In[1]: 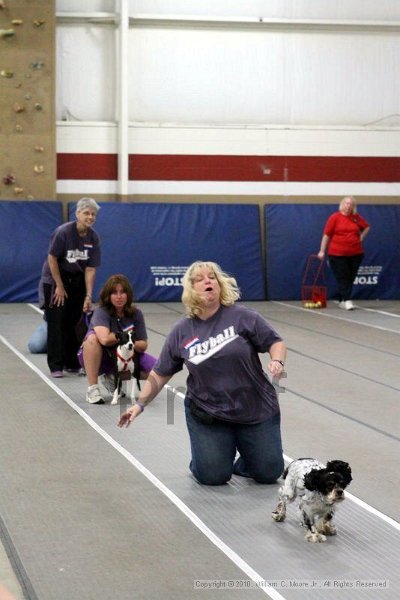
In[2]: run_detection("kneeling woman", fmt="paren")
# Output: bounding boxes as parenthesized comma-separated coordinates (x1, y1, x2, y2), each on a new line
(119, 260, 286, 486)
(79, 274, 156, 404)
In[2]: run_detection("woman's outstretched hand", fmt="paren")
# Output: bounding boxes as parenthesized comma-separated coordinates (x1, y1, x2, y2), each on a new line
(118, 406, 140, 428)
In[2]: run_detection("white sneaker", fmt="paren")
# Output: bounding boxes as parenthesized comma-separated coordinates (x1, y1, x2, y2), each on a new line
(344, 300, 355, 311)
(338, 301, 346, 309)
(86, 385, 105, 404)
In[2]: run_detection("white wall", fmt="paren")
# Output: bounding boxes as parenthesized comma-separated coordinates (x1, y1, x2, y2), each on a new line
(57, 0, 400, 21)
(125, 27, 400, 126)
(55, 1, 400, 197)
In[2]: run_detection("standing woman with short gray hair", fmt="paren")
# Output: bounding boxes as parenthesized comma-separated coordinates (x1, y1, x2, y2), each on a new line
(39, 197, 101, 377)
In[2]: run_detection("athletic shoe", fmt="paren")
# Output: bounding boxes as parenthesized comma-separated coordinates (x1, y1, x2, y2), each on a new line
(344, 300, 355, 311)
(338, 301, 346, 309)
(51, 370, 64, 378)
(86, 385, 105, 404)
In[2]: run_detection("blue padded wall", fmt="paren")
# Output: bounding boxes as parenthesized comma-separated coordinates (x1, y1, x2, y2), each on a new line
(265, 204, 400, 300)
(68, 203, 265, 301)
(0, 201, 62, 302)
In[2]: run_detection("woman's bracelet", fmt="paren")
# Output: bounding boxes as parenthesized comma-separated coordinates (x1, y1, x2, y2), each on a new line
(272, 359, 285, 367)
(135, 401, 145, 413)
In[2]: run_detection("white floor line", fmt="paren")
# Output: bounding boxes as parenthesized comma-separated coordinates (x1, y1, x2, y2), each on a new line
(272, 301, 400, 334)
(358, 306, 400, 318)
(27, 303, 43, 315)
(2, 334, 400, 597)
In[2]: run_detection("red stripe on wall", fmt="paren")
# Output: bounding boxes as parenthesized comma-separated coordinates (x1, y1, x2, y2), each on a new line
(57, 153, 118, 180)
(57, 154, 400, 182)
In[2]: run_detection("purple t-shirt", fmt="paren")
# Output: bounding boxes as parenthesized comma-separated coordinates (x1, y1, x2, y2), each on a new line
(90, 305, 147, 340)
(40, 221, 101, 285)
(154, 304, 282, 424)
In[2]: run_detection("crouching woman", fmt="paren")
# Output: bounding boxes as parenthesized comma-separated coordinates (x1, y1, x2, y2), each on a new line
(79, 273, 156, 404)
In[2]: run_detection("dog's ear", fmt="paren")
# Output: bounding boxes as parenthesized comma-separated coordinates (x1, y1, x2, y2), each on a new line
(304, 469, 323, 491)
(326, 460, 352, 486)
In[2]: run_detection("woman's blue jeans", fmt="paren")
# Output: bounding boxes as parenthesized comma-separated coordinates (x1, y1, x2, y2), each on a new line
(185, 399, 284, 486)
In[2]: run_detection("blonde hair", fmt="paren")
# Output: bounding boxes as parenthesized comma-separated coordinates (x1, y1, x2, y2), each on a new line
(182, 261, 240, 318)
(339, 196, 357, 214)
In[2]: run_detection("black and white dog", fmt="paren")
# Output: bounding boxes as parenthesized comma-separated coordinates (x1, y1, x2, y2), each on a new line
(272, 458, 352, 543)
(111, 330, 136, 405)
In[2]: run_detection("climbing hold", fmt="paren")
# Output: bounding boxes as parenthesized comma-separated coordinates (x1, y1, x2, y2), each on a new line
(2, 174, 16, 185)
(14, 187, 24, 195)
(0, 69, 14, 78)
(31, 61, 44, 70)
(33, 20, 45, 27)
(34, 145, 44, 152)
(34, 102, 43, 111)
(34, 164, 44, 174)
(13, 102, 25, 113)
(0, 29, 15, 38)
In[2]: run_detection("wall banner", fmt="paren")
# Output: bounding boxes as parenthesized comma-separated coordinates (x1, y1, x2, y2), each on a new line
(0, 201, 62, 302)
(69, 203, 265, 301)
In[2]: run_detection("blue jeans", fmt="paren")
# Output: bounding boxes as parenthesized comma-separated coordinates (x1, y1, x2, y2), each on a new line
(185, 399, 284, 486)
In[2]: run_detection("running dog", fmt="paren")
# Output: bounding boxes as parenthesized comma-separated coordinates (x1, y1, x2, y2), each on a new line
(111, 330, 136, 405)
(271, 458, 352, 542)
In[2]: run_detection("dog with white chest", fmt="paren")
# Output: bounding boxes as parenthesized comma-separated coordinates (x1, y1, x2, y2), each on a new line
(111, 330, 136, 405)
(272, 458, 352, 543)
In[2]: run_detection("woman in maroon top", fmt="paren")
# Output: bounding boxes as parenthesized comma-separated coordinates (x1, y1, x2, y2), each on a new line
(318, 196, 370, 310)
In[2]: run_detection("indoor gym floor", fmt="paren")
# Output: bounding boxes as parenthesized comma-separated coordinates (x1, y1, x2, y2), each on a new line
(0, 299, 399, 599)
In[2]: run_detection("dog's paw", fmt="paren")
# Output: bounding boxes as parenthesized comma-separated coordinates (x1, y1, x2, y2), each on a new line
(111, 396, 119, 405)
(317, 522, 337, 536)
(272, 511, 286, 522)
(271, 502, 286, 521)
(305, 531, 326, 543)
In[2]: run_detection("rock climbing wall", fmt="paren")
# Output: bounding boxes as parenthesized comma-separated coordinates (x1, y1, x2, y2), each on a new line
(0, 0, 55, 200)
